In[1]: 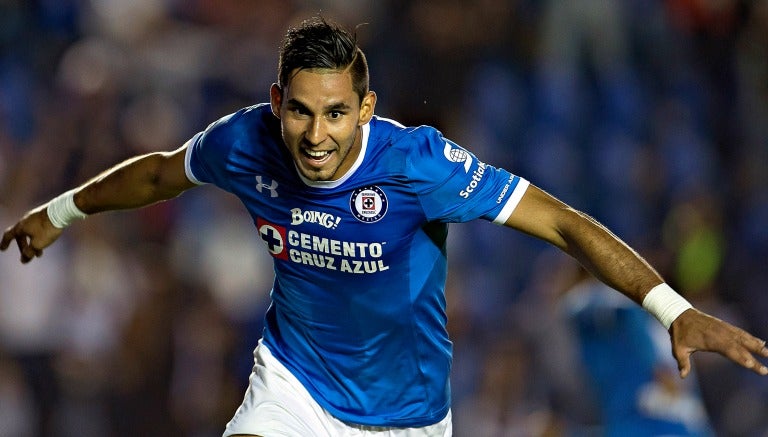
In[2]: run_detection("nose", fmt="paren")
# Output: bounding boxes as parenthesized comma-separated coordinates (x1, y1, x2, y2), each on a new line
(305, 116, 327, 146)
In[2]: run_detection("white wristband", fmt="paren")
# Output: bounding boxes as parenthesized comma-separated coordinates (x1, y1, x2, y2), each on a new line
(642, 283, 693, 329)
(46, 189, 88, 229)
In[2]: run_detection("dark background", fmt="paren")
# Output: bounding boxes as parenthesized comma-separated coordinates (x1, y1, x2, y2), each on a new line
(1, 1, 766, 435)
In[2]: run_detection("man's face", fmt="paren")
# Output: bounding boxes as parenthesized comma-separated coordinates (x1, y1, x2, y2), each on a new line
(270, 68, 376, 182)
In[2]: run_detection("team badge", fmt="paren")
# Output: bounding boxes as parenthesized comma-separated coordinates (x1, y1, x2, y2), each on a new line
(350, 186, 388, 223)
(256, 217, 288, 260)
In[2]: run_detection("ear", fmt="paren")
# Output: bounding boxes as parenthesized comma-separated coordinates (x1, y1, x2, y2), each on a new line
(269, 83, 282, 118)
(358, 91, 377, 126)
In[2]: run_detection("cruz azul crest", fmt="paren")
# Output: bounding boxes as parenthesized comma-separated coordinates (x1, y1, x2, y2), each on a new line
(349, 185, 388, 223)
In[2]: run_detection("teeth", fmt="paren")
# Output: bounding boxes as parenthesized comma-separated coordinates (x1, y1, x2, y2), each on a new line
(306, 149, 330, 158)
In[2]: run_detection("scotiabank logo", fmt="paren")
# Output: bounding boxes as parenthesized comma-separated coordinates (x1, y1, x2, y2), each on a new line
(459, 162, 487, 199)
(443, 142, 472, 172)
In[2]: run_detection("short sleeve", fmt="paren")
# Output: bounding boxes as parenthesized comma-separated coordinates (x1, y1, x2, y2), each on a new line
(405, 127, 528, 224)
(184, 112, 240, 191)
(183, 131, 206, 185)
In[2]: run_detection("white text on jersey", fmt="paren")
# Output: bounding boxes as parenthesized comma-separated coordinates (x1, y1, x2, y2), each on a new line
(459, 162, 487, 198)
(286, 230, 390, 273)
(291, 208, 342, 229)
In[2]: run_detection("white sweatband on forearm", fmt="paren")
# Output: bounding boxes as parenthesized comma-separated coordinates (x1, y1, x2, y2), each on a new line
(642, 283, 694, 329)
(46, 189, 88, 229)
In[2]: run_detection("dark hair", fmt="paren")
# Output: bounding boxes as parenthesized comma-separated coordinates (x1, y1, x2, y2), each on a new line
(278, 17, 369, 102)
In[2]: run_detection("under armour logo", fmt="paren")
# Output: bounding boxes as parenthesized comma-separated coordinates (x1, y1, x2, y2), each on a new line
(255, 176, 279, 198)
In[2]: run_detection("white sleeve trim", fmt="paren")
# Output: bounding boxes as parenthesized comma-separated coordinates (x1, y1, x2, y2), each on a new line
(183, 133, 207, 185)
(492, 178, 530, 225)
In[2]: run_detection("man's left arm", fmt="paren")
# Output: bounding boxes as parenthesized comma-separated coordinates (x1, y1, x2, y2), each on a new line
(504, 183, 768, 377)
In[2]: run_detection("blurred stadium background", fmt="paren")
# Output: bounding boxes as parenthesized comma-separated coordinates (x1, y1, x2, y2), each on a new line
(0, 1, 766, 435)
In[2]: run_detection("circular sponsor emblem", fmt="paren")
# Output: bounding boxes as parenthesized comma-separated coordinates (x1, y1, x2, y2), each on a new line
(350, 185, 388, 223)
(445, 146, 469, 164)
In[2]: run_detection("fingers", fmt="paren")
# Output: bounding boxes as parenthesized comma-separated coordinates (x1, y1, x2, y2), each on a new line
(731, 348, 768, 375)
(760, 343, 768, 358)
(3, 223, 43, 263)
(736, 335, 768, 375)
(14, 233, 33, 264)
(9, 226, 31, 263)
(723, 326, 768, 374)
(715, 328, 768, 376)
(675, 342, 767, 378)
(678, 356, 691, 379)
(740, 332, 768, 357)
(673, 344, 693, 378)
(21, 243, 43, 263)
(672, 313, 768, 377)
(0, 226, 15, 250)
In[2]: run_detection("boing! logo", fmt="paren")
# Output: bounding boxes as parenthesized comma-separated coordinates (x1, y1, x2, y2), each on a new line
(350, 185, 388, 223)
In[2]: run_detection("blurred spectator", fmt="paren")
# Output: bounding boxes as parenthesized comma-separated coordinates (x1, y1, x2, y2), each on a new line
(0, 209, 70, 436)
(560, 264, 714, 436)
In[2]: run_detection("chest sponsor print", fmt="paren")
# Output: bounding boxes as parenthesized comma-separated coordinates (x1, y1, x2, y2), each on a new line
(256, 216, 390, 274)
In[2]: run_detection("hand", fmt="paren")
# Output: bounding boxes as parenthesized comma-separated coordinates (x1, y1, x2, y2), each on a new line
(1, 206, 63, 263)
(670, 308, 768, 378)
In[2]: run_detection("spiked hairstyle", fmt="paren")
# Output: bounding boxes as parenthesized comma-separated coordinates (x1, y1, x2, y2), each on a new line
(277, 17, 370, 102)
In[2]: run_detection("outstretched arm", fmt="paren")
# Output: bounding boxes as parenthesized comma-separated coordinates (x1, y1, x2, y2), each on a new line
(1, 143, 196, 263)
(505, 183, 768, 377)
(72, 144, 195, 214)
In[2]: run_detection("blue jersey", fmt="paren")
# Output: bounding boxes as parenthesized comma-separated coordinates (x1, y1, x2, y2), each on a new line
(185, 104, 529, 427)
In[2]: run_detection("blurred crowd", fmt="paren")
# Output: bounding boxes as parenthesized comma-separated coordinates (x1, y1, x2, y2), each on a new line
(0, 0, 766, 436)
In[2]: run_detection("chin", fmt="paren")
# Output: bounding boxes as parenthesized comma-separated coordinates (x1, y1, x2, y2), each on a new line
(300, 168, 333, 182)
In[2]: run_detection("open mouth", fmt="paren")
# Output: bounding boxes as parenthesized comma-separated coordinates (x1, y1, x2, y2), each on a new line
(302, 148, 333, 164)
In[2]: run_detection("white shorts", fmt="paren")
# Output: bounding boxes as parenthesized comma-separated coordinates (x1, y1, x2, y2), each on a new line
(223, 340, 452, 437)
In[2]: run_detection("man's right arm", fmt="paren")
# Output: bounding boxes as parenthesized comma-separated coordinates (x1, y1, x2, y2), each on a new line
(1, 143, 197, 263)
(74, 143, 196, 214)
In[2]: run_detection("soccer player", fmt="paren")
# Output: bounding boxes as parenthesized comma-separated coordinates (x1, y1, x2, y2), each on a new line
(2, 16, 767, 437)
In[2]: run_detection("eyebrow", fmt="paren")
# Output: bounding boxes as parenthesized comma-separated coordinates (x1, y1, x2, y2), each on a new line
(286, 98, 352, 113)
